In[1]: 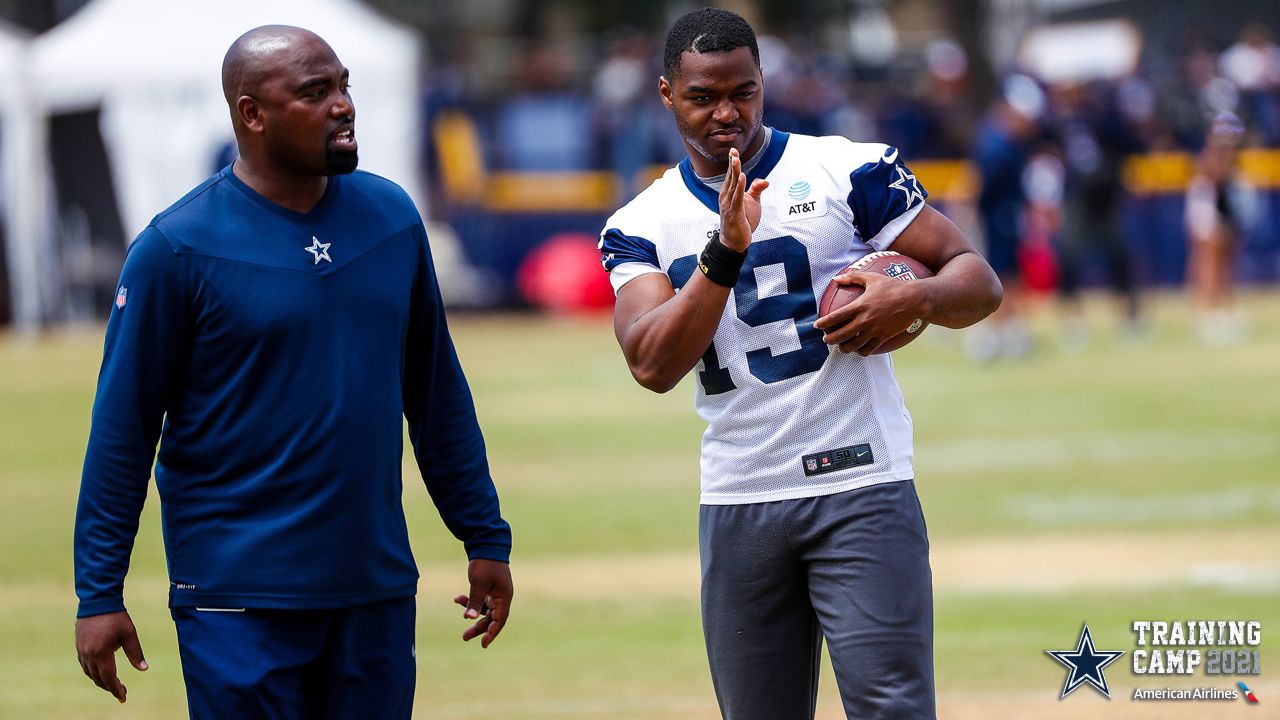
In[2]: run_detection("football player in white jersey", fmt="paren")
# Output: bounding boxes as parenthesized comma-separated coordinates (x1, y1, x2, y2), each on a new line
(600, 8, 1002, 719)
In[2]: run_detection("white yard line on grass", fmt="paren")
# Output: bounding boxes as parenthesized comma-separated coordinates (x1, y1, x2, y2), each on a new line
(415, 527, 1280, 602)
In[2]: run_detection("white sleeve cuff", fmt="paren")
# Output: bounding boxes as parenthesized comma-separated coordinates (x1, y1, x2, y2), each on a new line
(609, 263, 665, 295)
(867, 201, 925, 251)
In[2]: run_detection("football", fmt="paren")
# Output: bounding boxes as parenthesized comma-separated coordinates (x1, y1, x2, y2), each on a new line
(818, 250, 934, 354)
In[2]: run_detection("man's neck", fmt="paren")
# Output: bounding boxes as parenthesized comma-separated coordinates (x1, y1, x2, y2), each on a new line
(695, 127, 772, 187)
(689, 126, 768, 179)
(232, 159, 329, 214)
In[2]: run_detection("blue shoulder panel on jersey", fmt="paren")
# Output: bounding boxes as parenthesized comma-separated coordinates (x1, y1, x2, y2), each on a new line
(678, 130, 791, 214)
(600, 228, 659, 271)
(846, 147, 929, 241)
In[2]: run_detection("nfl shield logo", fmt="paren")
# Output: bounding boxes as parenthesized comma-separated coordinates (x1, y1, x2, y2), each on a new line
(115, 286, 128, 309)
(806, 458, 818, 472)
(884, 262, 916, 281)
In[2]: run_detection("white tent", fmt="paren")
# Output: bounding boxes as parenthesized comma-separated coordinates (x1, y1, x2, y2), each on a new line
(0, 19, 40, 331)
(1018, 20, 1143, 85)
(12, 0, 426, 329)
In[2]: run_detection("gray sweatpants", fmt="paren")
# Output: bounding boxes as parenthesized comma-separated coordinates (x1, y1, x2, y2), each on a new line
(699, 479, 935, 720)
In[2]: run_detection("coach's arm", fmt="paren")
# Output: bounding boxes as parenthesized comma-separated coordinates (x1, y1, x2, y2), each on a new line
(74, 227, 186, 702)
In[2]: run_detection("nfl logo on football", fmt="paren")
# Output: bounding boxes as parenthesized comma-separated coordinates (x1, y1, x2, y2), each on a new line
(885, 262, 916, 281)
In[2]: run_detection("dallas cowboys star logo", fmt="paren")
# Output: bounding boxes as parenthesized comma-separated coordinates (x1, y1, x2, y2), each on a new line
(305, 236, 331, 264)
(1046, 624, 1125, 699)
(888, 164, 924, 209)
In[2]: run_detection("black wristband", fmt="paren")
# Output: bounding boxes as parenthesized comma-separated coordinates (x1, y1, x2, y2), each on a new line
(699, 230, 748, 288)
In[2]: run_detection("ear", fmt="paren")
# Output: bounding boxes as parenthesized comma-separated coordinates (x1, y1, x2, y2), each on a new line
(237, 95, 265, 134)
(658, 75, 674, 112)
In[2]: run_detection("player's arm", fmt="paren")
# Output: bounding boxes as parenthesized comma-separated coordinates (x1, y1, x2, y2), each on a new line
(816, 204, 1001, 355)
(615, 149, 768, 393)
(614, 267, 729, 394)
(885, 203, 1002, 329)
(402, 223, 512, 648)
(74, 226, 188, 701)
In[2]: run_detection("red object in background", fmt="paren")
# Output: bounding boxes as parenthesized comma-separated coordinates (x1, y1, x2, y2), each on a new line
(517, 233, 615, 313)
(1018, 235, 1059, 293)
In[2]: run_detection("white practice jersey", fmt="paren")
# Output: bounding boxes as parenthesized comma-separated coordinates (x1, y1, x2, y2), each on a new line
(600, 130, 930, 505)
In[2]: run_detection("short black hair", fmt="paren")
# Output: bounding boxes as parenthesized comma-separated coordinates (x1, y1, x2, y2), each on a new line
(663, 7, 760, 79)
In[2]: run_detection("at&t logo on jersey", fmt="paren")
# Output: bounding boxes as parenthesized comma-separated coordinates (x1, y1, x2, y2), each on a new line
(784, 179, 824, 218)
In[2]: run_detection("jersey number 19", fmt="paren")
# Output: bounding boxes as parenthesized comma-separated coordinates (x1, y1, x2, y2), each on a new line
(668, 235, 828, 395)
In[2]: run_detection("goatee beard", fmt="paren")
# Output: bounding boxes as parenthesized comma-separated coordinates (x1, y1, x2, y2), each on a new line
(326, 149, 359, 175)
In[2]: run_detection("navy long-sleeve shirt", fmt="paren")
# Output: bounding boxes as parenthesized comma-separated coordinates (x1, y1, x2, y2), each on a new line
(74, 166, 510, 617)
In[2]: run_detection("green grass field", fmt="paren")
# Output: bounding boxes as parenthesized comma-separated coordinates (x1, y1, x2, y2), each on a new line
(1, 291, 1277, 719)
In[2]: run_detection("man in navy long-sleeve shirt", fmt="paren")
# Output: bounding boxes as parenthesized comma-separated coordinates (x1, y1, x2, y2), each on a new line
(73, 25, 513, 717)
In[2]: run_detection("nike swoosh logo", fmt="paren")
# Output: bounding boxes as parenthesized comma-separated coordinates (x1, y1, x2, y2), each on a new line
(856, 450, 870, 458)
(881, 148, 899, 164)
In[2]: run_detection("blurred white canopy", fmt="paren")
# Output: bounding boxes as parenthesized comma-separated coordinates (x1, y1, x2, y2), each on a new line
(0, 20, 26, 111)
(0, 21, 30, 200)
(7, 0, 425, 330)
(1018, 20, 1143, 85)
(0, 19, 38, 331)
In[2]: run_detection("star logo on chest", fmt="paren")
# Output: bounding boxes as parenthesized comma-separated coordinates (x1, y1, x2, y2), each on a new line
(305, 236, 332, 265)
(888, 164, 924, 209)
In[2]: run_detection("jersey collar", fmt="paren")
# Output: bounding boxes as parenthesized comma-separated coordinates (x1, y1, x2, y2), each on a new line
(678, 129, 790, 214)
(222, 164, 343, 224)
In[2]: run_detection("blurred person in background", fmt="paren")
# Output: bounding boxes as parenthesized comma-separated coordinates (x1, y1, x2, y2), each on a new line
(593, 28, 662, 199)
(495, 42, 592, 171)
(1219, 23, 1280, 146)
(72, 25, 512, 717)
(600, 8, 1000, 718)
(1186, 113, 1252, 345)
(764, 45, 849, 140)
(1019, 148, 1066, 305)
(1164, 33, 1238, 150)
(1115, 72, 1178, 151)
(1050, 81, 1146, 351)
(879, 40, 974, 160)
(967, 74, 1044, 362)
(921, 39, 978, 159)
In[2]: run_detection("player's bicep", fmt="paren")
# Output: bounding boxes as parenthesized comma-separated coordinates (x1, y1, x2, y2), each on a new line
(887, 204, 980, 275)
(613, 272, 675, 349)
(600, 224, 669, 347)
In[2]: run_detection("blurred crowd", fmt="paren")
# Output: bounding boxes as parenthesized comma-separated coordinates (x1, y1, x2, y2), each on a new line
(4, 2, 1275, 340)
(421, 19, 1278, 356)
(423, 21, 1280, 175)
(965, 24, 1277, 358)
